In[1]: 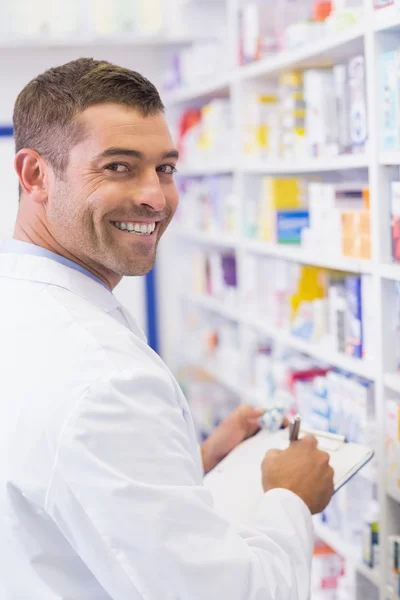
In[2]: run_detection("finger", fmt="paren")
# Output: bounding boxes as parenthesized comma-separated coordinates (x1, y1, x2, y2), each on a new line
(244, 406, 265, 419)
(318, 450, 330, 465)
(230, 404, 253, 422)
(247, 416, 264, 427)
(298, 434, 318, 448)
(265, 448, 282, 459)
(281, 417, 290, 429)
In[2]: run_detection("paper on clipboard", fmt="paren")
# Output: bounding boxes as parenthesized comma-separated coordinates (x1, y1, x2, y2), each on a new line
(203, 427, 374, 526)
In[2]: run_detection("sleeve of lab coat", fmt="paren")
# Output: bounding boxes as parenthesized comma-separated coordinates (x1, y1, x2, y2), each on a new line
(45, 367, 314, 600)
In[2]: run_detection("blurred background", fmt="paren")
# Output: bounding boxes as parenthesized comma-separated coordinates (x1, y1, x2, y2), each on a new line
(2, 0, 400, 598)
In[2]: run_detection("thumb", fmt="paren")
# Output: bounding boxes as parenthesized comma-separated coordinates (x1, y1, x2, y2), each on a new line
(246, 407, 265, 420)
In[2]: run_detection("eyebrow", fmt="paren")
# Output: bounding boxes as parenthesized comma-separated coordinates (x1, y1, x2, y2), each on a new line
(97, 147, 180, 161)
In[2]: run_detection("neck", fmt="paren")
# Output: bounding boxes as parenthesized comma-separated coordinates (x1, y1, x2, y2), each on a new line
(13, 220, 120, 291)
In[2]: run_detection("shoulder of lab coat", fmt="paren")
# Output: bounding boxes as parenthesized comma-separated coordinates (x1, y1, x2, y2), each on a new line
(0, 253, 314, 600)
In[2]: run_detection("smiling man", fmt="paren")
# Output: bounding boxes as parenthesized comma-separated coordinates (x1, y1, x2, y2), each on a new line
(0, 59, 334, 600)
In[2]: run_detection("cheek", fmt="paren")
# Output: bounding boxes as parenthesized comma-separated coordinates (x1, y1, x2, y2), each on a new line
(165, 183, 179, 214)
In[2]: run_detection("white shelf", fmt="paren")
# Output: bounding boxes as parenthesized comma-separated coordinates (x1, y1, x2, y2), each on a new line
(387, 485, 400, 503)
(200, 366, 247, 399)
(313, 521, 379, 586)
(244, 239, 373, 274)
(237, 24, 365, 81)
(244, 315, 377, 380)
(386, 584, 399, 600)
(356, 563, 381, 587)
(177, 164, 234, 176)
(165, 73, 231, 105)
(183, 293, 376, 379)
(380, 264, 400, 281)
(374, 5, 400, 32)
(183, 292, 240, 322)
(0, 33, 200, 49)
(243, 153, 369, 174)
(175, 229, 240, 248)
(384, 372, 400, 394)
(164, 27, 365, 105)
(380, 152, 400, 166)
(175, 229, 373, 274)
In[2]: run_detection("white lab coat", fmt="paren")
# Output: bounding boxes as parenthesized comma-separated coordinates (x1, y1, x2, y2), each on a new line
(0, 252, 314, 600)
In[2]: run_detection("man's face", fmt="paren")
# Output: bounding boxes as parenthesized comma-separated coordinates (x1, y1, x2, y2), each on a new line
(46, 103, 179, 281)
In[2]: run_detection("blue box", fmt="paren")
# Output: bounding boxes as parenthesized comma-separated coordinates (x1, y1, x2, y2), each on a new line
(345, 275, 363, 359)
(276, 210, 309, 244)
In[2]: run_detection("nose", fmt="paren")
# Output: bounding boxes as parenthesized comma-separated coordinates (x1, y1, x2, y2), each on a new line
(134, 170, 167, 213)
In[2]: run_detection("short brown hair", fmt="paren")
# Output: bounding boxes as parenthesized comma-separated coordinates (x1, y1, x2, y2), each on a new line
(13, 58, 164, 175)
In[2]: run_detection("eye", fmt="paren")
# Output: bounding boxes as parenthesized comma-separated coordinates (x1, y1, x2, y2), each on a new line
(157, 164, 177, 175)
(105, 163, 129, 173)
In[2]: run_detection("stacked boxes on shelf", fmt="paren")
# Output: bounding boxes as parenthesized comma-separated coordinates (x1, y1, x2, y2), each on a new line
(280, 71, 307, 160)
(242, 56, 368, 162)
(165, 39, 228, 91)
(237, 0, 363, 64)
(391, 182, 400, 262)
(243, 91, 280, 160)
(388, 536, 400, 597)
(177, 374, 240, 443)
(245, 176, 308, 243)
(175, 99, 232, 168)
(190, 248, 238, 305)
(243, 332, 377, 558)
(362, 500, 380, 571)
(386, 399, 400, 493)
(177, 306, 243, 408)
(380, 48, 400, 153)
(175, 176, 239, 235)
(311, 541, 348, 600)
(243, 254, 375, 360)
(244, 176, 371, 261)
(303, 182, 371, 260)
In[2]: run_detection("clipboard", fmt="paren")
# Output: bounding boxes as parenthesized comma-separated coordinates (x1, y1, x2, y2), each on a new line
(203, 426, 374, 526)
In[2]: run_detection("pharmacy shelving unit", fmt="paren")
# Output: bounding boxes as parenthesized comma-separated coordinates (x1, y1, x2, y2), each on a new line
(165, 1, 400, 598)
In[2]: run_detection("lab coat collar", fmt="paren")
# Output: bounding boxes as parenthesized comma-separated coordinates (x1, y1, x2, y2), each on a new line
(0, 252, 120, 314)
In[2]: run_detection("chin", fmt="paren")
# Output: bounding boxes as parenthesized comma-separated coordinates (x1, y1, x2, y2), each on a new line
(123, 267, 154, 277)
(116, 258, 156, 277)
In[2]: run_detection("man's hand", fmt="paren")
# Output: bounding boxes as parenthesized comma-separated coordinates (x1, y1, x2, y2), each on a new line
(262, 435, 334, 515)
(201, 404, 264, 474)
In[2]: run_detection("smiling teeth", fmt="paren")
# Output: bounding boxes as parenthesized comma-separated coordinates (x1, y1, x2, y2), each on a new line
(114, 222, 156, 235)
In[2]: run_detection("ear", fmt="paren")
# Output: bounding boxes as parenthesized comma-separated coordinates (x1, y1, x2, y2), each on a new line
(14, 149, 49, 204)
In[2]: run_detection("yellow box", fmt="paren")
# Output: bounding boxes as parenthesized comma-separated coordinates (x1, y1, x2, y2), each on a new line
(260, 177, 301, 241)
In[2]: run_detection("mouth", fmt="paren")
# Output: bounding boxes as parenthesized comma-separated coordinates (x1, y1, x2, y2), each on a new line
(111, 221, 158, 237)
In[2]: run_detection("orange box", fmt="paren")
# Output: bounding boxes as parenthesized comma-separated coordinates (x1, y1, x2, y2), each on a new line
(359, 234, 372, 260)
(359, 211, 371, 236)
(341, 211, 358, 236)
(362, 187, 370, 210)
(342, 235, 357, 258)
(341, 209, 371, 259)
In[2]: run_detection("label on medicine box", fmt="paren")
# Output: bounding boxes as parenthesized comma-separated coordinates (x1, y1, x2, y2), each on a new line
(276, 210, 309, 244)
